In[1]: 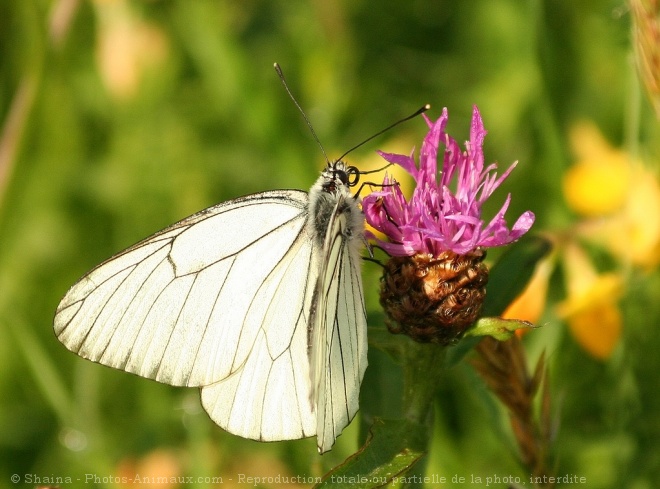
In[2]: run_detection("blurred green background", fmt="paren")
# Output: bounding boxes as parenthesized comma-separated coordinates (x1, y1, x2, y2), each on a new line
(1, 0, 659, 488)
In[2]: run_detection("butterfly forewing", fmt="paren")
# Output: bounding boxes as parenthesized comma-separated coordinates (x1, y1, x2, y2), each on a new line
(54, 190, 311, 388)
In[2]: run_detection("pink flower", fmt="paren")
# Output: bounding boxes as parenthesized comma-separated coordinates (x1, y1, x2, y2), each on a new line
(363, 106, 535, 257)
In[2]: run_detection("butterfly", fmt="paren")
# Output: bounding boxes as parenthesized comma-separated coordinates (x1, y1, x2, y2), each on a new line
(53, 157, 368, 454)
(54, 61, 427, 452)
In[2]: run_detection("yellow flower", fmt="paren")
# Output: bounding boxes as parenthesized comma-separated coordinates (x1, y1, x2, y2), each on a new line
(563, 121, 660, 268)
(503, 252, 554, 325)
(556, 242, 623, 359)
(563, 121, 631, 217)
(590, 166, 660, 268)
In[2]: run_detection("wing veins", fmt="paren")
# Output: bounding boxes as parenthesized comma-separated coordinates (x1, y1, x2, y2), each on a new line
(153, 270, 202, 381)
(120, 271, 180, 372)
(93, 253, 174, 361)
(224, 331, 272, 441)
(169, 211, 306, 278)
(327, 234, 352, 426)
(186, 256, 238, 384)
(57, 239, 173, 337)
(78, 251, 170, 357)
(230, 223, 308, 370)
(257, 229, 312, 360)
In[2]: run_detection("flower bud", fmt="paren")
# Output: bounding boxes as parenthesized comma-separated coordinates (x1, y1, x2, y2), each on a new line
(380, 248, 488, 344)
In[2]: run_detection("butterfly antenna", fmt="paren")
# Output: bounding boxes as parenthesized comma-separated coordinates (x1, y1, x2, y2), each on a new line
(336, 103, 430, 162)
(274, 63, 330, 165)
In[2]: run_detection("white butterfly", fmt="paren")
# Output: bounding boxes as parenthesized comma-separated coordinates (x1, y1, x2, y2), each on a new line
(54, 160, 368, 453)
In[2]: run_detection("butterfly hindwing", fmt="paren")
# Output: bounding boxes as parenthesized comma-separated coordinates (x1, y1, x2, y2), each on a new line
(199, 219, 320, 441)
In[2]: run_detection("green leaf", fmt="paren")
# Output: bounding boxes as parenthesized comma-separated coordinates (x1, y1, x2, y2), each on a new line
(482, 235, 553, 316)
(317, 418, 427, 488)
(463, 316, 536, 341)
(6, 316, 73, 425)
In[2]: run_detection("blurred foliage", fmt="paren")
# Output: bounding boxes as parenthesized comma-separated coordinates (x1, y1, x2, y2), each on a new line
(1, 0, 659, 488)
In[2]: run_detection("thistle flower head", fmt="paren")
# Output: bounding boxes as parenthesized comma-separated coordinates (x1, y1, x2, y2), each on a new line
(364, 106, 535, 344)
(363, 106, 535, 257)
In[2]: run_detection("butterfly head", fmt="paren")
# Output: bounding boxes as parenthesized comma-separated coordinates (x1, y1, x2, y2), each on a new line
(322, 160, 360, 195)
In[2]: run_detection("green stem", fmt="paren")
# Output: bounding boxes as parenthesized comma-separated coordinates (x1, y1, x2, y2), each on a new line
(400, 340, 447, 488)
(402, 340, 447, 424)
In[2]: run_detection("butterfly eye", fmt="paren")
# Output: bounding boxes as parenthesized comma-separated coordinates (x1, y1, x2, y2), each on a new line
(328, 162, 351, 187)
(346, 166, 360, 187)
